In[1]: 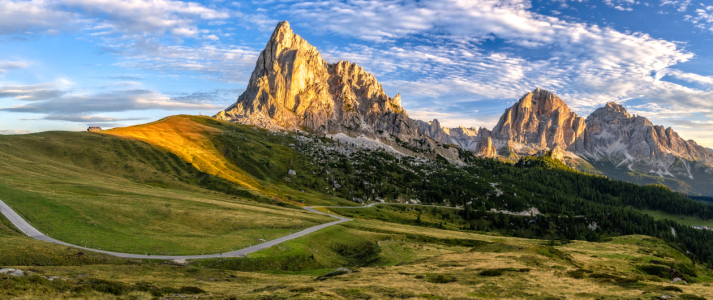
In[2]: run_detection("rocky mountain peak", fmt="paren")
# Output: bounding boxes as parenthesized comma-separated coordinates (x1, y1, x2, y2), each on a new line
(491, 88, 586, 152)
(605, 102, 628, 113)
(584, 101, 713, 178)
(588, 101, 631, 121)
(518, 88, 571, 116)
(216, 21, 453, 159)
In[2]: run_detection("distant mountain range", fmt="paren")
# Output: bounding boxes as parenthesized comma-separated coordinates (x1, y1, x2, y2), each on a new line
(217, 21, 713, 196)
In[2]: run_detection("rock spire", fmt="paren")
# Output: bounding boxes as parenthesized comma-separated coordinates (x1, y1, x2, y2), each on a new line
(216, 21, 449, 157)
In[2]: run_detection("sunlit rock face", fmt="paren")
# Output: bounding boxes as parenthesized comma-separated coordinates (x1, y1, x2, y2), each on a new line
(490, 88, 586, 153)
(216, 21, 449, 156)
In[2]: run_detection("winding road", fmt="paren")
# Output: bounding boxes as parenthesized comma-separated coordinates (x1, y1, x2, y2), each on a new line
(0, 199, 355, 260)
(0, 199, 456, 260)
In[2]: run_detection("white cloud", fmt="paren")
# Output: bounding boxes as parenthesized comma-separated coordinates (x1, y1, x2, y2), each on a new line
(0, 0, 81, 35)
(1, 89, 221, 114)
(604, 0, 636, 11)
(660, 0, 692, 12)
(0, 81, 70, 100)
(0, 0, 230, 37)
(0, 129, 31, 135)
(114, 42, 260, 83)
(0, 61, 28, 74)
(39, 115, 148, 122)
(684, 5, 713, 32)
(658, 68, 713, 88)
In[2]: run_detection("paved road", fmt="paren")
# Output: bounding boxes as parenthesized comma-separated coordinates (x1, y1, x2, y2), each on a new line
(0, 199, 454, 260)
(0, 199, 354, 260)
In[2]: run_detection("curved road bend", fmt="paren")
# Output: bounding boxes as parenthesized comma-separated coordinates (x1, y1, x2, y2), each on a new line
(0, 199, 353, 260)
(0, 199, 454, 260)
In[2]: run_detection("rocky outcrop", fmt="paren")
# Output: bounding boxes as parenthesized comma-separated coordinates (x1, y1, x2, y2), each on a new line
(535, 145, 565, 161)
(491, 88, 586, 153)
(216, 21, 444, 156)
(582, 102, 713, 178)
(416, 119, 481, 151)
(475, 136, 496, 158)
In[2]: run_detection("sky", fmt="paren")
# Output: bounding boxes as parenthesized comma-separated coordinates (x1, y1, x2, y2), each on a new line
(1, 0, 713, 148)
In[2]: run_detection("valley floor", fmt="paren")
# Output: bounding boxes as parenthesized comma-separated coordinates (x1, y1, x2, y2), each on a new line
(2, 212, 712, 299)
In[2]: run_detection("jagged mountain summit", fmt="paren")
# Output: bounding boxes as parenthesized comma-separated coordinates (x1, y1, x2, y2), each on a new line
(216, 21, 451, 157)
(418, 88, 713, 189)
(582, 102, 713, 178)
(490, 88, 586, 153)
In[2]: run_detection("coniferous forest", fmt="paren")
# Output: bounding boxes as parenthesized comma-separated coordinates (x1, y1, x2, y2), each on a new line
(274, 137, 713, 268)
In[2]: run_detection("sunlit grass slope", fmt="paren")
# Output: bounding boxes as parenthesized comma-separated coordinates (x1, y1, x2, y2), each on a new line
(0, 129, 333, 255)
(106, 115, 266, 194)
(108, 115, 356, 207)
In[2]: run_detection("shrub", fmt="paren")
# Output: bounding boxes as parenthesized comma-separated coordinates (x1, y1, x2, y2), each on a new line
(661, 286, 683, 292)
(428, 274, 456, 283)
(289, 287, 315, 293)
(333, 241, 382, 267)
(638, 265, 672, 279)
(479, 269, 503, 277)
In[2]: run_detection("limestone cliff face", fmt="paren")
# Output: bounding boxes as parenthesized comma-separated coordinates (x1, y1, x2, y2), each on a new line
(217, 21, 440, 155)
(491, 88, 586, 153)
(583, 102, 713, 178)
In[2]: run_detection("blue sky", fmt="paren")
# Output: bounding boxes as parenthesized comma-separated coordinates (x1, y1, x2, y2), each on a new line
(2, 0, 713, 147)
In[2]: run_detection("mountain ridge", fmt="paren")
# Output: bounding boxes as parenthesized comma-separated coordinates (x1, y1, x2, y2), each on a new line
(216, 21, 713, 195)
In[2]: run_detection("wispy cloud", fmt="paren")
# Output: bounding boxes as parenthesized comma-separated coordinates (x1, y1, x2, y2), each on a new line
(661, 0, 692, 12)
(113, 42, 260, 83)
(0, 0, 230, 37)
(604, 0, 636, 11)
(0, 61, 28, 74)
(38, 114, 148, 122)
(169, 88, 243, 104)
(0, 129, 31, 135)
(684, 5, 713, 32)
(0, 0, 80, 35)
(1, 89, 221, 114)
(0, 81, 69, 100)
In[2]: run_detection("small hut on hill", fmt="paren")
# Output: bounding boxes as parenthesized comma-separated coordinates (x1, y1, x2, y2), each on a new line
(87, 127, 102, 132)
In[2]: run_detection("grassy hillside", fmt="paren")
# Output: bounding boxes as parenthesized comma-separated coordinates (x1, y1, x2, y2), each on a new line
(0, 126, 334, 255)
(5, 115, 711, 262)
(107, 115, 357, 207)
(2, 114, 713, 298)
